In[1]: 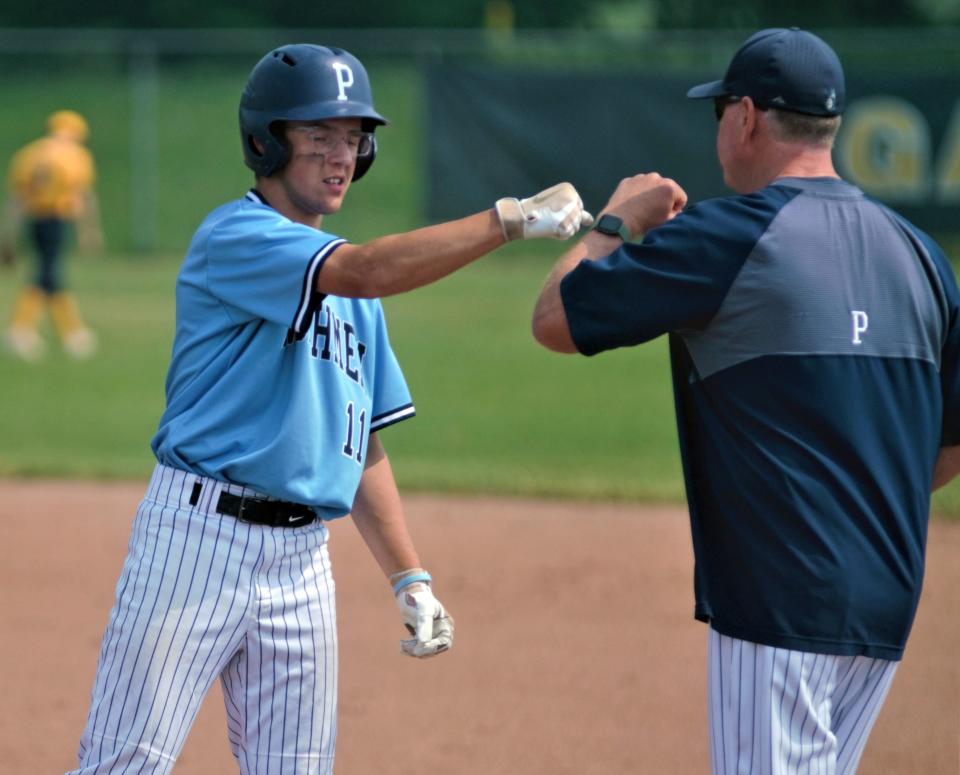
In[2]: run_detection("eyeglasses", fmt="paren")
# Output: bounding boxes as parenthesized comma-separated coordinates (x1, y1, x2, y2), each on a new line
(713, 96, 742, 121)
(713, 96, 771, 121)
(288, 125, 375, 158)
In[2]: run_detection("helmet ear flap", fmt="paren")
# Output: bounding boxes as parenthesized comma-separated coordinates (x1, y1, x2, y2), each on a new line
(351, 134, 377, 181)
(243, 124, 291, 177)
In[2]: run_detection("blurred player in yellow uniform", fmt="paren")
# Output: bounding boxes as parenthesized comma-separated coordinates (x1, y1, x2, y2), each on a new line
(3, 110, 102, 360)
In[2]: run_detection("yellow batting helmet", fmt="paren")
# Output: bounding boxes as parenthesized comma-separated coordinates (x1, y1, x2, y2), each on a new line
(46, 110, 90, 142)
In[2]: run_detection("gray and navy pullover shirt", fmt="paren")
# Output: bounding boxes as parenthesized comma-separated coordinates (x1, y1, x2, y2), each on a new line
(561, 177, 960, 660)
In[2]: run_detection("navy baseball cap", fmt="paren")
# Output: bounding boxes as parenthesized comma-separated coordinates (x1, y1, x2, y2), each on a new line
(686, 27, 845, 117)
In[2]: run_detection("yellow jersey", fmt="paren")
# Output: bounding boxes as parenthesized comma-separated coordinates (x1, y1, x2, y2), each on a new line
(7, 136, 95, 219)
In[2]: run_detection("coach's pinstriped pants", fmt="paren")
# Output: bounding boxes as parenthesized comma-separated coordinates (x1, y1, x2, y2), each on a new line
(68, 464, 338, 775)
(708, 629, 898, 775)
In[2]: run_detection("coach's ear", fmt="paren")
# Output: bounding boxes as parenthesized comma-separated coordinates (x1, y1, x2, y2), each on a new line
(739, 96, 764, 142)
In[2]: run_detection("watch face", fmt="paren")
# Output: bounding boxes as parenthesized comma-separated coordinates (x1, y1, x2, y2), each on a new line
(597, 214, 624, 235)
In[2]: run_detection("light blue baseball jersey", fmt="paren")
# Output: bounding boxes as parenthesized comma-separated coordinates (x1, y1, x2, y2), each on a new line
(151, 190, 415, 519)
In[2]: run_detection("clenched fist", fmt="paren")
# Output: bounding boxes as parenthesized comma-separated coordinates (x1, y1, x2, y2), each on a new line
(496, 182, 595, 241)
(395, 581, 454, 658)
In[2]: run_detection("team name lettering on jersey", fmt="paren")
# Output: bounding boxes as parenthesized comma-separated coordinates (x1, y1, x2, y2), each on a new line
(851, 310, 869, 344)
(311, 303, 366, 386)
(332, 63, 354, 101)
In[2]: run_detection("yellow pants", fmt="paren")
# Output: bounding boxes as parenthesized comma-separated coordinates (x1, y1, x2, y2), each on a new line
(7, 285, 96, 358)
(9, 285, 88, 339)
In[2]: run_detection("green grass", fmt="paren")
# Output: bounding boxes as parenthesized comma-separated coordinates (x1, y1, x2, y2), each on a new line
(0, 255, 174, 477)
(4, 250, 959, 518)
(381, 247, 684, 500)
(0, 248, 686, 500)
(0, 59, 689, 502)
(1, 60, 958, 516)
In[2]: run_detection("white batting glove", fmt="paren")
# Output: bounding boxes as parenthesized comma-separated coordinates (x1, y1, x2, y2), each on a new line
(495, 182, 595, 241)
(391, 570, 454, 659)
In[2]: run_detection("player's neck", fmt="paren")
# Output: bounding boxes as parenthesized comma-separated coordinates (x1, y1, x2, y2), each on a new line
(254, 178, 325, 229)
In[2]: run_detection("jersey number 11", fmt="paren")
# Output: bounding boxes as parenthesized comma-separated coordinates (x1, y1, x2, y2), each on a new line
(342, 402, 366, 464)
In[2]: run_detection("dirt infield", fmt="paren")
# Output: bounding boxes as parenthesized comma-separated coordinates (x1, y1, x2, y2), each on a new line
(1, 480, 957, 774)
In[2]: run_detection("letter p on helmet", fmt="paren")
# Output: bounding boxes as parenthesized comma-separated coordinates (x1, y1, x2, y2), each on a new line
(333, 63, 354, 101)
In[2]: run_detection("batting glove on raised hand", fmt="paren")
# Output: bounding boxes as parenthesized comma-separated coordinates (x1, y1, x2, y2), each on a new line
(392, 570, 454, 659)
(495, 182, 594, 241)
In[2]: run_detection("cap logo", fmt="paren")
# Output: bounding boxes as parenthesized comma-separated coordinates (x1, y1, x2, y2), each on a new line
(332, 62, 354, 101)
(825, 89, 836, 111)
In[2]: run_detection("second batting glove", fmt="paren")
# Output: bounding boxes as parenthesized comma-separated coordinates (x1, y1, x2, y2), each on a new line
(391, 569, 454, 659)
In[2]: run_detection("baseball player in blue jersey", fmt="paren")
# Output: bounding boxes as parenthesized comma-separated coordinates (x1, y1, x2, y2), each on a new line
(69, 43, 591, 774)
(532, 28, 960, 775)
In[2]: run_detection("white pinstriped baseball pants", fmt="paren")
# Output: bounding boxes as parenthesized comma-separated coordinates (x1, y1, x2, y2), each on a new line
(708, 629, 898, 775)
(68, 465, 338, 775)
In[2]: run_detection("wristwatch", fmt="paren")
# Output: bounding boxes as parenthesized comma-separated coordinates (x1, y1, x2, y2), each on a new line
(591, 213, 632, 242)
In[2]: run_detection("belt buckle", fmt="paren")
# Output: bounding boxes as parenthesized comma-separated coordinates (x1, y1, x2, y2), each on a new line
(235, 495, 256, 524)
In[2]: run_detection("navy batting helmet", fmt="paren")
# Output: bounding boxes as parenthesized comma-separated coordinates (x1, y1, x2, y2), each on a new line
(239, 43, 388, 180)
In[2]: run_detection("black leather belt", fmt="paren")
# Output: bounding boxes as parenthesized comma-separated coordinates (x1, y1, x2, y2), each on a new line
(216, 491, 317, 528)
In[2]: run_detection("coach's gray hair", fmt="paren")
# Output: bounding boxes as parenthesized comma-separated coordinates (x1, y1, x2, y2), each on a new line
(766, 109, 842, 148)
